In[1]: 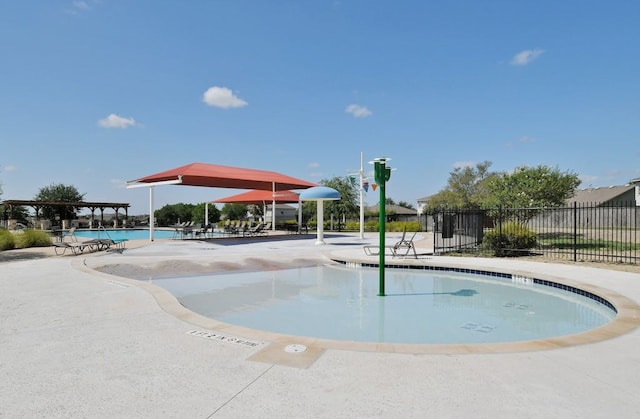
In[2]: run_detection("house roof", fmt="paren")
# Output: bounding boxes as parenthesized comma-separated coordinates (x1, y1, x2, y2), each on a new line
(366, 204, 416, 215)
(567, 185, 635, 205)
(128, 162, 317, 191)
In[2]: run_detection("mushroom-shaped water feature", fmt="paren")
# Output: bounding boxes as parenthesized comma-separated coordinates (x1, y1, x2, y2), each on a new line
(299, 186, 341, 245)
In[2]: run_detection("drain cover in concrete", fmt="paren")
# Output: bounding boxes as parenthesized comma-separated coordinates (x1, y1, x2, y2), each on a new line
(284, 344, 308, 353)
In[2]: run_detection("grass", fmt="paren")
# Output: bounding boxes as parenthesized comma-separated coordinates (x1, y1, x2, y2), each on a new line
(538, 238, 640, 251)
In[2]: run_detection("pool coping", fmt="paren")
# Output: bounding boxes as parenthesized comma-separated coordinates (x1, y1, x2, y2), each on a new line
(75, 251, 640, 359)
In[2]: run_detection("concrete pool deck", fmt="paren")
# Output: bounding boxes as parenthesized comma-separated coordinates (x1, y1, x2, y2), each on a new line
(2, 232, 640, 417)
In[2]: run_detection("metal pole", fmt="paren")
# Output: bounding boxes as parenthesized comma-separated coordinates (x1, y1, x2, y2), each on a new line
(378, 174, 386, 296)
(149, 186, 155, 241)
(359, 152, 365, 240)
(373, 157, 391, 296)
(271, 182, 276, 231)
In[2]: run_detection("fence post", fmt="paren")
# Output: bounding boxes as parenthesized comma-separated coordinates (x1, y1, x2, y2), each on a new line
(573, 201, 577, 262)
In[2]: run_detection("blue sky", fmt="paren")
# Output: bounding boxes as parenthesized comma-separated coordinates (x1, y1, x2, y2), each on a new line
(1, 1, 638, 215)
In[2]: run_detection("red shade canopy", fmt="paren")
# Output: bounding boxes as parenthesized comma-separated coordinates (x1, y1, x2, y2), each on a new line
(213, 189, 300, 205)
(129, 162, 317, 191)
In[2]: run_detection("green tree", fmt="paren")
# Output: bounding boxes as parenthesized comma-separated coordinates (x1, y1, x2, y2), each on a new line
(483, 165, 581, 221)
(0, 205, 29, 225)
(191, 202, 221, 225)
(34, 183, 85, 222)
(427, 161, 495, 209)
(154, 203, 195, 226)
(221, 203, 248, 220)
(321, 176, 359, 230)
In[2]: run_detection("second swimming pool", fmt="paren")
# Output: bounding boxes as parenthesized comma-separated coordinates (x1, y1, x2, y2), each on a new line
(147, 264, 615, 345)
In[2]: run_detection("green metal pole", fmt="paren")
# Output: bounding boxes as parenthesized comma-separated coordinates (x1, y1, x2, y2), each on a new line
(379, 176, 386, 296)
(374, 159, 391, 297)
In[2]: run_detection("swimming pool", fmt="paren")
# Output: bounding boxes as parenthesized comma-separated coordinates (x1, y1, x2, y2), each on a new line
(73, 228, 223, 240)
(148, 264, 616, 345)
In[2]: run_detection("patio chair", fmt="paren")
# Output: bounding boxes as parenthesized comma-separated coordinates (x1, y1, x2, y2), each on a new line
(246, 222, 266, 237)
(182, 223, 200, 239)
(392, 230, 418, 258)
(95, 238, 127, 251)
(195, 224, 212, 239)
(63, 227, 78, 242)
(53, 240, 99, 256)
(172, 222, 186, 239)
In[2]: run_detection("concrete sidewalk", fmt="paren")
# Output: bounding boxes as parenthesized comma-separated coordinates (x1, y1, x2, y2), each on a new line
(2, 233, 640, 418)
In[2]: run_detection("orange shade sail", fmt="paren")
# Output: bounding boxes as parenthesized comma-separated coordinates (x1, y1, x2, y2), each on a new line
(213, 189, 300, 205)
(129, 162, 317, 191)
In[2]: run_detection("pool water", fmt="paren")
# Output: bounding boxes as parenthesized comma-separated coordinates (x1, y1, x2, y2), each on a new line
(73, 228, 222, 240)
(149, 265, 616, 345)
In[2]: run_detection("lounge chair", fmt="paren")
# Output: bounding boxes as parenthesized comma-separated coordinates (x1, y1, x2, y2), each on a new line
(63, 227, 78, 242)
(96, 238, 127, 251)
(245, 223, 267, 237)
(393, 230, 418, 258)
(172, 222, 186, 239)
(195, 224, 212, 239)
(182, 223, 201, 239)
(363, 228, 418, 258)
(53, 240, 99, 256)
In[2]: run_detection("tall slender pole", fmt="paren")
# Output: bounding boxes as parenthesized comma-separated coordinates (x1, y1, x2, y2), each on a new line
(271, 182, 276, 231)
(149, 186, 155, 241)
(373, 158, 391, 296)
(378, 175, 386, 296)
(359, 152, 365, 240)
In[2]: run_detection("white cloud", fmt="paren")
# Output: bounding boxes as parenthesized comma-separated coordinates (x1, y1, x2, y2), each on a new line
(452, 161, 475, 169)
(73, 1, 90, 10)
(202, 86, 248, 109)
(510, 48, 544, 66)
(2, 164, 17, 172)
(345, 104, 372, 118)
(98, 113, 137, 129)
(308, 162, 320, 168)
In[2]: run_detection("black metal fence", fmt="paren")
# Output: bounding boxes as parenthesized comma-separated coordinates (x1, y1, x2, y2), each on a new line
(431, 202, 640, 264)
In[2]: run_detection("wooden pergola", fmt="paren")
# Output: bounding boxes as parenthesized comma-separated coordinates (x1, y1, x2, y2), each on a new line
(1, 200, 130, 228)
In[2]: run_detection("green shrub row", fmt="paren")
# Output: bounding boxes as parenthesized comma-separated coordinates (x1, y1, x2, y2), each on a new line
(483, 222, 537, 256)
(0, 229, 53, 251)
(0, 229, 15, 251)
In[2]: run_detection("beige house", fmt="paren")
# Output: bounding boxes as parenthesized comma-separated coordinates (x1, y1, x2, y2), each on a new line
(263, 204, 298, 223)
(567, 179, 640, 206)
(366, 204, 417, 222)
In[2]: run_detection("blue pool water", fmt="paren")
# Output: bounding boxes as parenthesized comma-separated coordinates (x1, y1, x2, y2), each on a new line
(149, 265, 616, 345)
(74, 228, 177, 240)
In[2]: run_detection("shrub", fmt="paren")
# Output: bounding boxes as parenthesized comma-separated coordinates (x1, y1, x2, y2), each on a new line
(14, 229, 52, 249)
(483, 222, 537, 257)
(0, 228, 16, 251)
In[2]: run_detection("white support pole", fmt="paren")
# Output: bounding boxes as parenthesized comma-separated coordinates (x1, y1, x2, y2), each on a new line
(126, 176, 182, 242)
(205, 202, 209, 227)
(149, 186, 155, 241)
(359, 151, 365, 239)
(316, 200, 325, 245)
(298, 197, 302, 233)
(271, 182, 276, 231)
